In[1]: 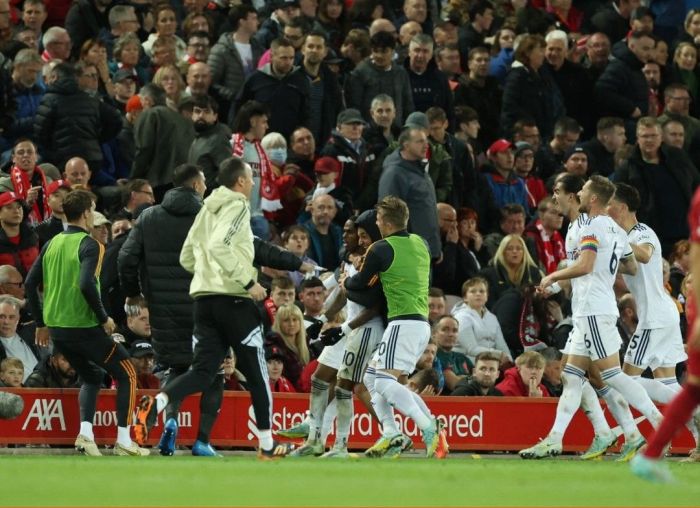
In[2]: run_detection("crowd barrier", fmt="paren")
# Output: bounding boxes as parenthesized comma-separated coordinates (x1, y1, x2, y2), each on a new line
(0, 389, 694, 454)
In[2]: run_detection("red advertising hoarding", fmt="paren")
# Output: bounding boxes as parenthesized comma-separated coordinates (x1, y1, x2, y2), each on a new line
(0, 389, 693, 454)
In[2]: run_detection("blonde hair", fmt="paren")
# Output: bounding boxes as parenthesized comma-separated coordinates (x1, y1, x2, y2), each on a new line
(493, 234, 539, 285)
(272, 304, 309, 364)
(1, 357, 24, 373)
(515, 351, 545, 369)
(153, 64, 185, 103)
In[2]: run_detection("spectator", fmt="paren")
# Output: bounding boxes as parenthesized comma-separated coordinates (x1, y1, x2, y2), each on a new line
(454, 46, 502, 148)
(301, 30, 343, 146)
(537, 117, 582, 181)
(450, 351, 502, 396)
(256, 0, 301, 49)
(668, 239, 690, 299)
(127, 340, 160, 389)
(266, 345, 297, 392)
(266, 303, 309, 391)
(488, 27, 515, 85)
(185, 31, 211, 64)
(260, 275, 297, 333)
(20, 0, 47, 46)
(302, 194, 342, 270)
(582, 32, 611, 82)
(616, 292, 638, 346)
(306, 156, 343, 214)
(513, 142, 546, 211)
(236, 37, 310, 141)
(377, 127, 440, 260)
(543, 30, 593, 136)
(25, 351, 80, 388)
(495, 350, 550, 397)
(615, 116, 700, 255)
(0, 295, 39, 382)
(480, 233, 542, 309)
(590, 0, 639, 44)
(89, 212, 111, 246)
(110, 33, 150, 86)
(0, 266, 26, 305)
(188, 94, 232, 192)
(540, 346, 563, 397)
(501, 34, 562, 140)
(409, 338, 444, 395)
(115, 301, 151, 347)
(208, 4, 263, 118)
(64, 0, 110, 60)
(560, 146, 590, 179)
(185, 62, 212, 98)
(427, 106, 473, 209)
(397, 20, 422, 62)
(451, 277, 512, 365)
(363, 95, 400, 164)
(579, 117, 626, 178)
(0, 193, 39, 276)
(282, 225, 318, 290)
(482, 138, 528, 211)
(223, 351, 247, 391)
(101, 4, 139, 59)
(1, 139, 61, 225)
(299, 277, 326, 330)
(41, 27, 72, 62)
(142, 4, 186, 61)
(121, 179, 154, 219)
(110, 70, 138, 114)
(594, 30, 655, 140)
(34, 180, 71, 248)
(525, 197, 565, 275)
(34, 63, 123, 180)
(153, 64, 186, 110)
(658, 83, 700, 156)
(339, 28, 371, 70)
(405, 33, 452, 122)
(131, 84, 195, 199)
(428, 287, 446, 323)
(661, 119, 686, 151)
(0, 357, 23, 387)
(457, 1, 494, 68)
(6, 49, 44, 147)
(260, 132, 314, 227)
(433, 314, 473, 394)
(643, 60, 662, 118)
(345, 30, 413, 126)
(483, 204, 539, 262)
(287, 126, 317, 179)
(435, 43, 461, 88)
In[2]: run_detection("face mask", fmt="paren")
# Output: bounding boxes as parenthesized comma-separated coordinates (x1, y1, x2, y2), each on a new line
(267, 147, 287, 165)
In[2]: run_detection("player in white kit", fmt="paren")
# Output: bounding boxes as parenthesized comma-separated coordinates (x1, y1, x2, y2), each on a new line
(520, 176, 663, 459)
(607, 184, 699, 442)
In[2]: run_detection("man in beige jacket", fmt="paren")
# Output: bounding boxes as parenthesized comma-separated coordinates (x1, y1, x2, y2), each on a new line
(134, 157, 293, 459)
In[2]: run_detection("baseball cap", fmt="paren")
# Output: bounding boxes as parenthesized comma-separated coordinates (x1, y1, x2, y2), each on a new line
(129, 340, 155, 358)
(487, 139, 513, 156)
(126, 95, 143, 114)
(0, 192, 20, 208)
(113, 69, 137, 83)
(274, 0, 300, 9)
(337, 108, 366, 125)
(514, 141, 534, 158)
(265, 346, 286, 361)
(46, 179, 71, 197)
(93, 211, 111, 227)
(564, 145, 588, 162)
(314, 156, 341, 174)
(404, 111, 429, 130)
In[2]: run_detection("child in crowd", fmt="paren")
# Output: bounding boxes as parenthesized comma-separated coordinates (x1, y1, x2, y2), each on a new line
(266, 346, 296, 393)
(283, 225, 319, 290)
(451, 277, 513, 366)
(0, 358, 24, 387)
(496, 351, 550, 397)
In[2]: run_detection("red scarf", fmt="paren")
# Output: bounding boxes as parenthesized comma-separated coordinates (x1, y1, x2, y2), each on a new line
(532, 220, 566, 274)
(231, 133, 282, 218)
(263, 298, 277, 324)
(10, 165, 49, 225)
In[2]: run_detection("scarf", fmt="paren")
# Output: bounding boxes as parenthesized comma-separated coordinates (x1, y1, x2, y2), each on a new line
(263, 298, 277, 325)
(231, 133, 282, 217)
(10, 165, 49, 225)
(532, 220, 566, 274)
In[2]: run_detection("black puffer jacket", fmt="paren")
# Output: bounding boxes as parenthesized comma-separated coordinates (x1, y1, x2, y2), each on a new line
(34, 77, 122, 168)
(118, 186, 203, 368)
(594, 44, 648, 120)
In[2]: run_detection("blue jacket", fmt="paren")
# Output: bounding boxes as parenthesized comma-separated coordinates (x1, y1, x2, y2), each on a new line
(7, 82, 44, 141)
(483, 166, 529, 211)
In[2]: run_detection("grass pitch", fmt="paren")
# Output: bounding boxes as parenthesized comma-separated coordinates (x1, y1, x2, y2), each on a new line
(3, 454, 699, 507)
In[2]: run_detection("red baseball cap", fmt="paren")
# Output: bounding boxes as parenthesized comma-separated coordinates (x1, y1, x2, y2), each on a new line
(314, 156, 341, 175)
(0, 192, 20, 208)
(46, 179, 71, 197)
(487, 139, 513, 157)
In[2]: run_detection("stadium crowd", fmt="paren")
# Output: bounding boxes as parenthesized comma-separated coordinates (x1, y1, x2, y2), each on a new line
(0, 0, 698, 457)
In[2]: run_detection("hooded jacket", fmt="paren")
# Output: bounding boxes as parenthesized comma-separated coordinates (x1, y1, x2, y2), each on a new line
(235, 64, 310, 140)
(119, 186, 202, 367)
(180, 186, 257, 299)
(495, 366, 550, 397)
(594, 43, 648, 120)
(208, 33, 264, 102)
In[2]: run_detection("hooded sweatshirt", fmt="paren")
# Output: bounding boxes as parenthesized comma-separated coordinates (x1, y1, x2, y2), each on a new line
(180, 186, 257, 299)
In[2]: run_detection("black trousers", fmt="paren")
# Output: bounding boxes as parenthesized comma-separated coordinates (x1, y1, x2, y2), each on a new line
(163, 296, 272, 430)
(50, 326, 136, 428)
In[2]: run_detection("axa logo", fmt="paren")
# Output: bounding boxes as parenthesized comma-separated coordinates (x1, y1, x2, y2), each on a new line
(21, 398, 66, 431)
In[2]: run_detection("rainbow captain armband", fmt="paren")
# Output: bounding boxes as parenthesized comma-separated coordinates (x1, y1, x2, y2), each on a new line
(580, 235, 599, 252)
